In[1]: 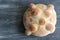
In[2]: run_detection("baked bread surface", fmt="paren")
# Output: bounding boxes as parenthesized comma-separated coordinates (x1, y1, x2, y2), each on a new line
(23, 3, 57, 37)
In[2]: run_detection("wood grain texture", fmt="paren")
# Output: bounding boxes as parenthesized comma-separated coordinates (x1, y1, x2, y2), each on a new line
(0, 0, 60, 40)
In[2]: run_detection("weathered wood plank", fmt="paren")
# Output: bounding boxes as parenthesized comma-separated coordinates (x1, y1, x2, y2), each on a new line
(0, 0, 60, 40)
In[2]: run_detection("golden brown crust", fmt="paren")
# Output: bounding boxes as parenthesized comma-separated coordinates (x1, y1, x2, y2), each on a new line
(44, 10, 51, 17)
(31, 8, 40, 16)
(36, 4, 47, 10)
(29, 25, 36, 31)
(39, 18, 45, 25)
(45, 23, 54, 32)
(25, 24, 37, 32)
(29, 3, 36, 11)
(48, 4, 54, 8)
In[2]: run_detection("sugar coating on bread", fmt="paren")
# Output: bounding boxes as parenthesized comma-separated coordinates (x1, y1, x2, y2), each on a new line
(23, 3, 57, 37)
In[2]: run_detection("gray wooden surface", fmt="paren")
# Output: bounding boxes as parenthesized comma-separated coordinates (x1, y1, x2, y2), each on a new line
(0, 0, 60, 40)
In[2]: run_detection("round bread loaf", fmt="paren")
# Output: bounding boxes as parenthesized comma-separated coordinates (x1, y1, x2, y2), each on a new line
(23, 3, 57, 37)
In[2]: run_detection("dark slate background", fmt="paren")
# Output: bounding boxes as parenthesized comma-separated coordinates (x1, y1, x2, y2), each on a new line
(0, 0, 60, 40)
